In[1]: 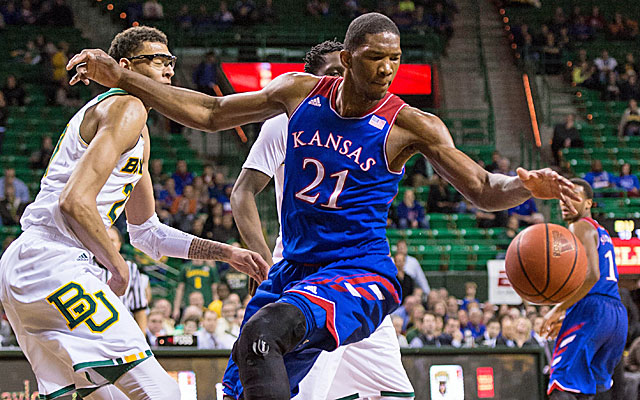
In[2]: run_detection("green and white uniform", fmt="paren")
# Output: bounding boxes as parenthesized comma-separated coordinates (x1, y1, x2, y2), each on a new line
(0, 89, 151, 399)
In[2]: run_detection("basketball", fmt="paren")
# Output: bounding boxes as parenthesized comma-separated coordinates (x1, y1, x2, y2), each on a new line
(505, 223, 587, 305)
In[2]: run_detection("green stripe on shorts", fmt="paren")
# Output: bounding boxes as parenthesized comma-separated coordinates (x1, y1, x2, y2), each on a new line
(39, 384, 75, 399)
(380, 391, 415, 398)
(335, 394, 359, 400)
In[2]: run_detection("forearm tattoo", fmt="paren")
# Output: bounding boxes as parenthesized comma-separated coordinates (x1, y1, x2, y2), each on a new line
(188, 238, 229, 261)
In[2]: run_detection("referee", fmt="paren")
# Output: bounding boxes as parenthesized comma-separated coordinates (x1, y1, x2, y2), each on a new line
(102, 226, 151, 333)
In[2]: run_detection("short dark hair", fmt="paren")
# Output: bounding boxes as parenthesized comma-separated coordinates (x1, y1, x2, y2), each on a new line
(344, 12, 400, 52)
(303, 40, 344, 74)
(108, 26, 168, 61)
(487, 318, 501, 327)
(570, 178, 594, 200)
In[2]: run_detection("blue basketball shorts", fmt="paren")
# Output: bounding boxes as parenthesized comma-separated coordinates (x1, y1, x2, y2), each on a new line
(222, 253, 402, 399)
(548, 294, 627, 395)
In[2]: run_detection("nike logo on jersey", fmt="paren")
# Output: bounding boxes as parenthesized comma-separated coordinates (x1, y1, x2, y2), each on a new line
(308, 97, 322, 107)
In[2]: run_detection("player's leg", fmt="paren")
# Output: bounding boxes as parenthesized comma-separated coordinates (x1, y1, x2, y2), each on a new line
(222, 260, 304, 400)
(293, 346, 346, 400)
(325, 316, 414, 400)
(81, 385, 129, 400)
(549, 391, 594, 400)
(107, 357, 180, 400)
(589, 299, 627, 395)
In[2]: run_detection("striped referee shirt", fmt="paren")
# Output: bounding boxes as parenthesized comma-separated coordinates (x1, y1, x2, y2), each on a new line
(101, 260, 149, 313)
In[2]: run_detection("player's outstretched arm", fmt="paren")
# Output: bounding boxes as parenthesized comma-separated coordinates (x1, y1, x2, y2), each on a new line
(124, 156, 269, 283)
(541, 220, 600, 338)
(67, 49, 311, 133)
(397, 108, 579, 211)
(59, 96, 147, 295)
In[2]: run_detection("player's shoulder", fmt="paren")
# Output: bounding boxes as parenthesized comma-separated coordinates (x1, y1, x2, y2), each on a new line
(394, 105, 452, 145)
(271, 72, 321, 94)
(570, 219, 600, 244)
(92, 93, 146, 121)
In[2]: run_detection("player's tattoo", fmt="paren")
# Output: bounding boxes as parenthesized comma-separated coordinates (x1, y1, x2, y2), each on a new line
(188, 238, 229, 261)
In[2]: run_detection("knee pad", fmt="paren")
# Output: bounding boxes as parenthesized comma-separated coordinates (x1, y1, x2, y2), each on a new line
(549, 390, 579, 400)
(232, 303, 306, 400)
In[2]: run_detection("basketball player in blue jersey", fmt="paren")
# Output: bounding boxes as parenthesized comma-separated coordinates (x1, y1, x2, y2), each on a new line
(542, 178, 627, 400)
(68, 13, 581, 399)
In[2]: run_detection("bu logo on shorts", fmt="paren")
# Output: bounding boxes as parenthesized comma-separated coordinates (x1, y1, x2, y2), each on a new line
(46, 282, 119, 333)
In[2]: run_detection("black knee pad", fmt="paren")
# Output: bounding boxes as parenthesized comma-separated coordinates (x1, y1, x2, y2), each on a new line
(550, 390, 594, 400)
(232, 303, 306, 400)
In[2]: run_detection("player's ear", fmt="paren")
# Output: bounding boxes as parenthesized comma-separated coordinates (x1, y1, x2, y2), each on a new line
(585, 198, 593, 209)
(340, 50, 351, 69)
(119, 58, 132, 70)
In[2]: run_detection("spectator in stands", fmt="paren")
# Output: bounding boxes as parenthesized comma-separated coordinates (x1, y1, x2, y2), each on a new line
(195, 310, 235, 349)
(51, 41, 69, 82)
(618, 53, 638, 77)
(495, 157, 515, 176)
(485, 150, 501, 173)
(427, 174, 459, 214)
(393, 294, 420, 332)
(531, 316, 548, 347)
(497, 315, 515, 347)
(392, 315, 409, 347)
(0, 185, 26, 226)
(572, 61, 594, 87)
(569, 15, 593, 42)
(427, 3, 453, 39)
(217, 299, 240, 337)
(170, 184, 198, 231)
(259, 0, 278, 24)
(397, 188, 427, 228)
(150, 159, 166, 192)
(193, 52, 218, 96)
(233, 0, 257, 25)
(306, 0, 329, 17)
(343, 0, 364, 19)
(476, 318, 501, 347)
(3, 75, 26, 106)
(146, 310, 166, 346)
(0, 2, 20, 25)
(616, 163, 640, 196)
(585, 159, 615, 191)
(461, 282, 479, 311)
(396, 240, 430, 295)
(406, 305, 425, 343)
(151, 298, 176, 333)
(551, 113, 583, 165)
(604, 71, 622, 101)
(550, 7, 568, 33)
(609, 12, 639, 40)
(595, 50, 618, 83)
(439, 317, 463, 347)
(142, 0, 163, 20)
(410, 312, 441, 347)
(395, 252, 415, 302)
(48, 0, 74, 26)
(620, 73, 640, 102)
(157, 177, 177, 210)
(513, 317, 535, 348)
(215, 2, 235, 28)
(619, 98, 640, 137)
(29, 136, 53, 169)
(458, 199, 505, 228)
(175, 5, 193, 30)
(542, 33, 562, 74)
(172, 259, 220, 321)
(588, 6, 607, 32)
(497, 215, 519, 252)
(182, 315, 200, 336)
(0, 168, 29, 203)
(446, 296, 458, 318)
(171, 160, 193, 195)
(508, 197, 541, 226)
(465, 307, 485, 339)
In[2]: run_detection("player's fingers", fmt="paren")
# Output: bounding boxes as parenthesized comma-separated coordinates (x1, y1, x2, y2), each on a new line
(69, 73, 81, 86)
(66, 50, 91, 70)
(561, 191, 578, 213)
(244, 256, 261, 282)
(516, 167, 530, 181)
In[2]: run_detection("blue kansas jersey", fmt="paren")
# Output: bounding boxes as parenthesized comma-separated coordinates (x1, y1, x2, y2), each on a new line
(548, 217, 626, 395)
(282, 76, 406, 263)
(578, 217, 620, 301)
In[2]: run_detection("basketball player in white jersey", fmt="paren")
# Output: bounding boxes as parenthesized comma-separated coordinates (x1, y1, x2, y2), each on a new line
(0, 26, 268, 400)
(227, 41, 414, 400)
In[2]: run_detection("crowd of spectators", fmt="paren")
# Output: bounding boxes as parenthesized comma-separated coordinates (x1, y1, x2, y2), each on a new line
(0, 0, 74, 27)
(393, 151, 544, 230)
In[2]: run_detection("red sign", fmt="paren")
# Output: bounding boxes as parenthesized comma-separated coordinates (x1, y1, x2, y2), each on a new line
(476, 367, 495, 398)
(613, 238, 640, 274)
(221, 63, 431, 95)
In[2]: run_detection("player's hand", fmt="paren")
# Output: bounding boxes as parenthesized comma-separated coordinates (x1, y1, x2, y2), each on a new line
(66, 49, 122, 88)
(516, 167, 580, 213)
(541, 307, 565, 340)
(227, 247, 269, 284)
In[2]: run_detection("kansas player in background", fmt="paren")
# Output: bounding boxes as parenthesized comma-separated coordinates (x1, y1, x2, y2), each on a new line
(68, 13, 580, 400)
(225, 40, 414, 399)
(542, 178, 627, 399)
(0, 26, 268, 400)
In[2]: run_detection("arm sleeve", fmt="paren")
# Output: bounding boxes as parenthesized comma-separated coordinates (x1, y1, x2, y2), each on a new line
(242, 113, 288, 177)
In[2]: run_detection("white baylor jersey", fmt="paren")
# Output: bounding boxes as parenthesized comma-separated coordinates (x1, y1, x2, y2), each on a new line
(21, 88, 145, 246)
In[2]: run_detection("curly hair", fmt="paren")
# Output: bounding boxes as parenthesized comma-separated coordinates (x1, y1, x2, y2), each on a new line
(108, 26, 168, 61)
(303, 40, 344, 74)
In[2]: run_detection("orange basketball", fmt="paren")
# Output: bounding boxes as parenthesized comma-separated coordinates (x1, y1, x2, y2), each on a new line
(505, 223, 587, 305)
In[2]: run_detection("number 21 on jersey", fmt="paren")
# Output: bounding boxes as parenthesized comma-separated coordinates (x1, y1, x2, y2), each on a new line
(295, 158, 349, 210)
